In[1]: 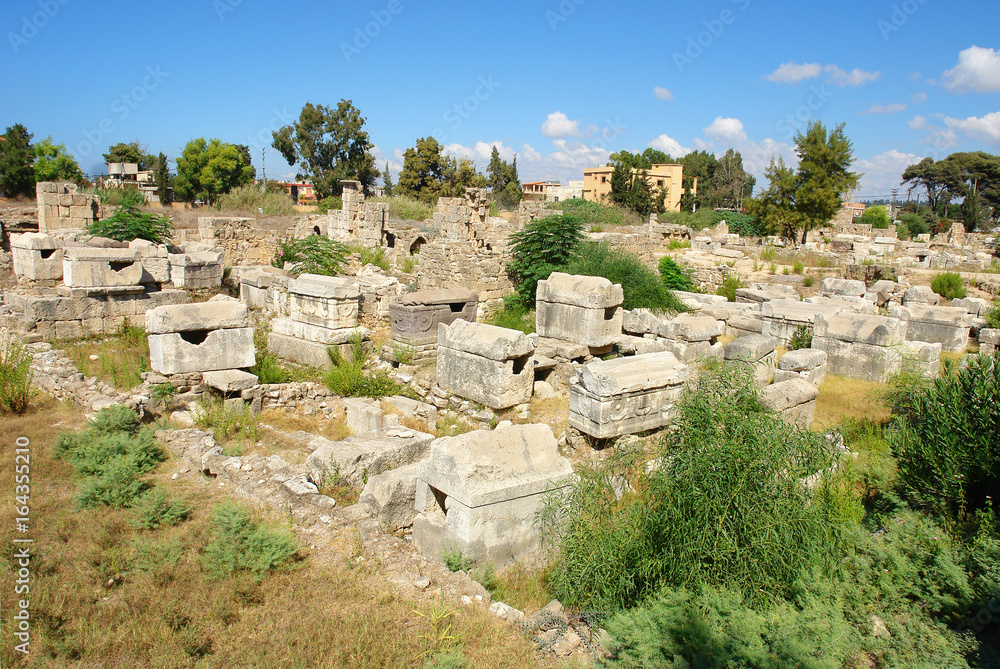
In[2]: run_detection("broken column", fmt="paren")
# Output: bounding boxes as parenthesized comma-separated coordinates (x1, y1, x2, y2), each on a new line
(412, 423, 574, 568)
(146, 297, 255, 375)
(569, 351, 689, 439)
(389, 288, 478, 361)
(812, 312, 907, 382)
(535, 272, 623, 351)
(436, 320, 535, 410)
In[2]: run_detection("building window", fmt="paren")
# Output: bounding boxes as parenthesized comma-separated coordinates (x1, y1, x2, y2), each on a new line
(657, 180, 665, 187)
(601, 176, 607, 184)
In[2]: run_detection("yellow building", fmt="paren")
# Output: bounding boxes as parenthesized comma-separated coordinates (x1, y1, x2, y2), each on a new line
(582, 163, 694, 213)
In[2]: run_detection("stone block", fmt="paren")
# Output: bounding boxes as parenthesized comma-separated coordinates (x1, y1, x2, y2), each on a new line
(535, 273, 623, 347)
(148, 327, 255, 375)
(888, 305, 970, 353)
(146, 300, 249, 334)
(203, 370, 259, 393)
(978, 329, 999, 356)
(288, 274, 361, 329)
(569, 352, 689, 439)
(412, 424, 574, 568)
(390, 288, 478, 347)
(168, 252, 224, 289)
(819, 278, 866, 297)
(901, 340, 942, 378)
(775, 348, 828, 386)
(902, 285, 940, 306)
(761, 299, 848, 347)
(306, 428, 435, 489)
(359, 461, 426, 532)
(271, 317, 367, 345)
(813, 312, 907, 347)
(267, 332, 364, 370)
(813, 334, 902, 383)
(724, 334, 778, 361)
(11, 233, 63, 281)
(760, 378, 818, 429)
(952, 297, 989, 318)
(63, 247, 143, 288)
(344, 397, 384, 434)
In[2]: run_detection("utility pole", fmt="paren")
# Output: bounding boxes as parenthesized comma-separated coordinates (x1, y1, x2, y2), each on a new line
(891, 187, 899, 220)
(261, 149, 266, 186)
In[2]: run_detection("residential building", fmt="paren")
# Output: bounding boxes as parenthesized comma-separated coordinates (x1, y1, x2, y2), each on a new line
(521, 180, 584, 202)
(582, 164, 693, 213)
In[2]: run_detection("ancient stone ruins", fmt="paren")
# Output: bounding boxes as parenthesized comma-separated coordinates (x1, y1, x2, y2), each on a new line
(1, 181, 999, 631)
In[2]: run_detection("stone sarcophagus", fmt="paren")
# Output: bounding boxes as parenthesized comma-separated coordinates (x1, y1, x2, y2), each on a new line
(535, 272, 623, 349)
(812, 312, 907, 383)
(436, 320, 534, 410)
(389, 288, 478, 359)
(146, 298, 255, 375)
(412, 423, 575, 568)
(569, 351, 689, 439)
(11, 233, 63, 283)
(63, 247, 144, 290)
(888, 305, 970, 353)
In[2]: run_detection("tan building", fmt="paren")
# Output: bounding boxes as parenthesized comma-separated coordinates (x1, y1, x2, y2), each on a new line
(582, 164, 693, 213)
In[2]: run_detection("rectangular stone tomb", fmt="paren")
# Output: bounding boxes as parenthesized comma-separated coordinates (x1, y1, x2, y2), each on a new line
(389, 288, 478, 348)
(761, 299, 847, 347)
(11, 233, 63, 282)
(760, 378, 819, 430)
(812, 312, 907, 383)
(888, 305, 970, 353)
(535, 272, 624, 348)
(168, 252, 224, 289)
(146, 299, 254, 375)
(288, 274, 361, 329)
(412, 424, 575, 568)
(569, 351, 689, 439)
(724, 334, 778, 386)
(63, 247, 143, 288)
(436, 320, 534, 410)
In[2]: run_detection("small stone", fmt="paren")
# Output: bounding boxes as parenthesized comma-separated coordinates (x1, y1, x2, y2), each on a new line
(414, 577, 431, 590)
(171, 473, 179, 480)
(89, 354, 100, 361)
(551, 629, 582, 656)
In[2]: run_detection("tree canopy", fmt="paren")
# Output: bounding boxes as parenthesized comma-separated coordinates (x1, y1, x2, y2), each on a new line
(0, 124, 36, 198)
(792, 122, 859, 243)
(33, 136, 83, 184)
(173, 138, 254, 204)
(903, 152, 1000, 231)
(102, 141, 152, 170)
(271, 100, 378, 199)
(397, 137, 487, 203)
(487, 147, 521, 209)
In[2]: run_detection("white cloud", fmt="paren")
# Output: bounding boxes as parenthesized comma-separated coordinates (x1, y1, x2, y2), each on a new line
(909, 115, 928, 130)
(912, 92, 927, 104)
(920, 125, 960, 150)
(521, 143, 542, 162)
(943, 46, 1000, 93)
(766, 62, 823, 84)
(736, 137, 797, 187)
(653, 86, 674, 101)
(908, 72, 923, 83)
(444, 140, 517, 164)
(855, 149, 922, 193)
(943, 111, 1000, 148)
(860, 103, 907, 115)
(649, 134, 691, 157)
(703, 117, 748, 143)
(825, 65, 881, 87)
(371, 145, 405, 173)
(541, 111, 581, 138)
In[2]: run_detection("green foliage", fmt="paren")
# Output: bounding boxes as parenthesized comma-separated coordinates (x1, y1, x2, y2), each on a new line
(803, 276, 815, 288)
(251, 351, 292, 385)
(215, 184, 296, 215)
(350, 244, 389, 271)
(717, 210, 766, 237)
(554, 197, 645, 228)
(173, 137, 254, 204)
(33, 136, 83, 183)
(381, 161, 394, 196)
(899, 212, 929, 237)
(0, 334, 34, 415)
(985, 302, 1000, 329)
(370, 194, 434, 221)
(563, 241, 688, 312)
(788, 324, 813, 350)
(90, 404, 142, 436)
(507, 215, 586, 303)
(273, 235, 348, 277)
(487, 147, 521, 209)
(749, 157, 806, 239)
(659, 208, 718, 232)
(201, 500, 298, 581)
(324, 334, 401, 399)
(930, 272, 967, 300)
(103, 140, 151, 169)
(151, 151, 171, 204)
(793, 122, 860, 243)
(397, 137, 485, 202)
(0, 123, 35, 198)
(544, 365, 841, 611)
(193, 400, 261, 450)
(315, 196, 342, 214)
(485, 295, 536, 334)
(422, 648, 472, 669)
(130, 488, 190, 529)
(716, 274, 743, 302)
(609, 164, 658, 216)
(87, 191, 173, 243)
(271, 100, 378, 198)
(442, 549, 475, 573)
(860, 204, 891, 229)
(884, 352, 1000, 523)
(658, 256, 695, 291)
(793, 260, 805, 274)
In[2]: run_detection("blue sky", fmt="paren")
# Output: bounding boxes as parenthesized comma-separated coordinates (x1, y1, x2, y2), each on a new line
(2, 0, 998, 199)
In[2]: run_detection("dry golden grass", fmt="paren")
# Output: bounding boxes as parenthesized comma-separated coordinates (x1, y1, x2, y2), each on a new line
(0, 394, 563, 669)
(523, 397, 570, 437)
(490, 563, 555, 615)
(259, 407, 352, 443)
(62, 330, 150, 391)
(812, 374, 891, 431)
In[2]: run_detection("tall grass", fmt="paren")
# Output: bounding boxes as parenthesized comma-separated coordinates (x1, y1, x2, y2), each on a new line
(215, 185, 296, 215)
(552, 198, 646, 228)
(349, 244, 390, 271)
(562, 240, 688, 313)
(274, 235, 349, 277)
(485, 295, 536, 334)
(371, 194, 434, 221)
(64, 321, 150, 390)
(325, 334, 402, 399)
(0, 334, 33, 414)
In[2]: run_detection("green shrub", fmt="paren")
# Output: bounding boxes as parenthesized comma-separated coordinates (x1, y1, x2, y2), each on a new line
(422, 648, 472, 669)
(716, 274, 743, 302)
(544, 364, 840, 611)
(658, 256, 695, 292)
(273, 236, 348, 277)
(89, 404, 142, 436)
(215, 184, 296, 215)
(884, 353, 1000, 523)
(86, 184, 143, 207)
(563, 241, 688, 312)
(793, 260, 805, 275)
(193, 399, 261, 449)
(324, 334, 401, 399)
(900, 212, 928, 237)
(87, 194, 173, 243)
(715, 210, 766, 237)
(442, 549, 475, 573)
(130, 488, 190, 529)
(554, 197, 645, 228)
(666, 239, 691, 250)
(930, 272, 967, 300)
(860, 205, 891, 229)
(761, 245, 779, 262)
(985, 302, 1000, 329)
(788, 325, 813, 350)
(803, 276, 815, 288)
(251, 351, 291, 385)
(201, 500, 298, 581)
(316, 196, 343, 214)
(370, 194, 434, 221)
(507, 215, 586, 304)
(485, 295, 536, 334)
(350, 244, 389, 271)
(0, 334, 33, 414)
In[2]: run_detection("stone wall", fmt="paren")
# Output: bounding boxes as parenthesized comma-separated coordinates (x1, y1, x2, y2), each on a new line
(198, 216, 279, 266)
(35, 182, 114, 232)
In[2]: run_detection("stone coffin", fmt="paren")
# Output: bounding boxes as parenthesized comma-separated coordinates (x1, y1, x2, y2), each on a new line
(436, 321, 535, 410)
(569, 351, 689, 439)
(11, 233, 63, 281)
(812, 312, 907, 382)
(288, 274, 361, 330)
(62, 247, 143, 288)
(724, 334, 778, 386)
(168, 252, 223, 289)
(148, 327, 255, 375)
(146, 299, 249, 333)
(412, 424, 574, 568)
(888, 305, 970, 353)
(760, 378, 819, 429)
(535, 273, 624, 348)
(389, 288, 478, 347)
(761, 299, 847, 347)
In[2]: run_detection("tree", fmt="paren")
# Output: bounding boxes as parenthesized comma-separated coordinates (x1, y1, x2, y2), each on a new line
(381, 161, 394, 197)
(271, 100, 378, 199)
(749, 157, 805, 239)
(102, 141, 151, 170)
(859, 204, 891, 229)
(712, 149, 753, 210)
(173, 138, 254, 204)
(792, 121, 859, 243)
(902, 157, 949, 211)
(443, 156, 487, 198)
(397, 137, 449, 203)
(0, 124, 35, 198)
(679, 150, 718, 211)
(487, 147, 521, 209)
(151, 152, 171, 204)
(33, 136, 83, 183)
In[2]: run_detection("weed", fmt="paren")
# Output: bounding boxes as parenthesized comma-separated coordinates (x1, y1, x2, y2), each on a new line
(325, 333, 402, 399)
(193, 399, 261, 452)
(485, 295, 536, 335)
(716, 275, 743, 302)
(370, 194, 434, 221)
(391, 341, 415, 365)
(215, 184, 296, 215)
(350, 244, 390, 271)
(803, 276, 815, 288)
(442, 549, 475, 573)
(63, 322, 151, 390)
(659, 256, 695, 292)
(782, 266, 791, 275)
(414, 604, 460, 658)
(985, 301, 1000, 329)
(130, 488, 190, 529)
(274, 235, 348, 277)
(564, 240, 688, 312)
(930, 272, 967, 300)
(402, 256, 417, 274)
(316, 195, 343, 214)
(760, 246, 779, 262)
(201, 500, 299, 581)
(788, 325, 813, 351)
(590, 224, 605, 233)
(769, 262, 777, 274)
(0, 333, 33, 414)
(793, 261, 805, 275)
(667, 239, 691, 250)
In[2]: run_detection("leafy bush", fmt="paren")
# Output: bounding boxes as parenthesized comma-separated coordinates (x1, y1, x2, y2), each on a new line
(860, 205, 891, 229)
(543, 364, 840, 611)
(442, 549, 475, 573)
(788, 325, 813, 350)
(87, 193, 173, 243)
(884, 353, 1000, 523)
(349, 244, 389, 271)
(315, 195, 342, 214)
(658, 256, 695, 292)
(899, 212, 928, 237)
(324, 334, 401, 399)
(0, 334, 33, 414)
(251, 351, 292, 385)
(715, 210, 766, 237)
(215, 184, 295, 215)
(130, 488, 190, 529)
(986, 302, 1000, 329)
(507, 215, 586, 304)
(930, 272, 967, 300)
(485, 295, 536, 334)
(201, 500, 298, 581)
(553, 198, 646, 228)
(716, 274, 743, 302)
(803, 276, 815, 288)
(793, 260, 805, 275)
(193, 399, 261, 449)
(563, 241, 688, 313)
(273, 236, 348, 277)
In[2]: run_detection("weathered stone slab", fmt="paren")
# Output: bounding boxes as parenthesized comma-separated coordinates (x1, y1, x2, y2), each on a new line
(344, 397, 383, 434)
(761, 299, 847, 347)
(63, 247, 143, 288)
(289, 274, 360, 329)
(901, 340, 942, 378)
(760, 378, 818, 429)
(203, 370, 259, 393)
(812, 313, 907, 382)
(271, 317, 367, 345)
(813, 312, 907, 347)
(168, 252, 223, 289)
(11, 233, 63, 281)
(535, 273, 623, 347)
(148, 327, 255, 375)
(952, 297, 989, 318)
(359, 461, 426, 532)
(724, 334, 778, 386)
(818, 278, 866, 298)
(146, 300, 249, 334)
(888, 305, 970, 353)
(774, 348, 828, 386)
(306, 427, 435, 489)
(389, 288, 478, 347)
(902, 285, 940, 306)
(980, 329, 999, 356)
(267, 332, 363, 370)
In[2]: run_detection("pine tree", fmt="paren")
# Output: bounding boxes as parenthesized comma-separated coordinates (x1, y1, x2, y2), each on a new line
(382, 161, 394, 197)
(153, 152, 171, 204)
(0, 124, 36, 198)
